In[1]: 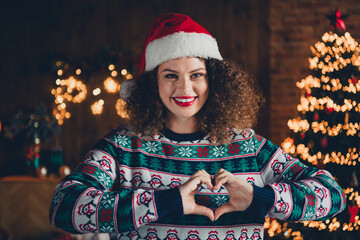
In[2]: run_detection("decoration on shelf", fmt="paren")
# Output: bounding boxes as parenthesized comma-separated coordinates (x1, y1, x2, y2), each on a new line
(49, 147, 64, 175)
(59, 165, 71, 178)
(38, 166, 48, 179)
(25, 131, 41, 176)
(3, 103, 61, 177)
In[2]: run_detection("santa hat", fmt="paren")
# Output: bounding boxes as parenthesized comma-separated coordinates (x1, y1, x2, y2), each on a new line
(120, 13, 223, 101)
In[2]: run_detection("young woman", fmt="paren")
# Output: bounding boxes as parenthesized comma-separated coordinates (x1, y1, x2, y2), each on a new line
(50, 13, 346, 240)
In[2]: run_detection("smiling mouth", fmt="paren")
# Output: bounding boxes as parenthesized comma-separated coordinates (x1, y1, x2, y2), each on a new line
(172, 96, 197, 106)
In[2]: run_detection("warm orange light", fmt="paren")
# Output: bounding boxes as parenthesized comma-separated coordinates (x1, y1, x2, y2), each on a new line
(91, 100, 104, 115)
(116, 98, 130, 119)
(104, 77, 119, 93)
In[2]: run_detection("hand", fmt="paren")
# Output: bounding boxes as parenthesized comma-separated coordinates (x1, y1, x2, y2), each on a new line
(179, 170, 215, 221)
(213, 168, 254, 220)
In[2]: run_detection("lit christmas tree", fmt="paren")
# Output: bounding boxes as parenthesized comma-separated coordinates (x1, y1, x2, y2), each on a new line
(265, 10, 360, 239)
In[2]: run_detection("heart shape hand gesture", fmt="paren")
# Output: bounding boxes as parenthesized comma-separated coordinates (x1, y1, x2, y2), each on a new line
(179, 169, 254, 221)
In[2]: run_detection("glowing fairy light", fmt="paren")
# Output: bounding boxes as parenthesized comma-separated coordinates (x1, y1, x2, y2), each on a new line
(297, 96, 360, 113)
(121, 69, 127, 75)
(51, 76, 87, 125)
(104, 77, 119, 93)
(111, 71, 118, 77)
(108, 64, 115, 71)
(93, 88, 101, 96)
(116, 98, 130, 119)
(289, 116, 360, 137)
(126, 73, 133, 80)
(91, 99, 104, 115)
(287, 118, 310, 132)
(309, 31, 360, 74)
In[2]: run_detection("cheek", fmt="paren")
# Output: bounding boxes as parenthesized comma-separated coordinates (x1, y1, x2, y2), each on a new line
(199, 80, 209, 99)
(158, 81, 171, 103)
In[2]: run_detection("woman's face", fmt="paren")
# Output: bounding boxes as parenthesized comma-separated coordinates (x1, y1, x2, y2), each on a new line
(157, 57, 209, 123)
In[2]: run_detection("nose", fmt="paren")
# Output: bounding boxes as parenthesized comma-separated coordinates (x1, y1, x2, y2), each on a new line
(178, 75, 192, 92)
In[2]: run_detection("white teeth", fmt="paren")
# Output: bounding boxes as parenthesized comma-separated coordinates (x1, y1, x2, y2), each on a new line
(174, 97, 196, 103)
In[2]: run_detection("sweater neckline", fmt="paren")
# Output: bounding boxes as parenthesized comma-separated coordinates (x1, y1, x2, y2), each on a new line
(161, 128, 207, 142)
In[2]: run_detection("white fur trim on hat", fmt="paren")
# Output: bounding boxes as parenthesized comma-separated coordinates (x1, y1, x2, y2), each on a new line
(145, 31, 223, 71)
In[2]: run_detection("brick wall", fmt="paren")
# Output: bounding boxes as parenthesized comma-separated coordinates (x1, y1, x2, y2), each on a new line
(269, 0, 360, 145)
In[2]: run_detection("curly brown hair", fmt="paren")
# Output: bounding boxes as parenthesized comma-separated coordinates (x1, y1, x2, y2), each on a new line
(125, 58, 264, 142)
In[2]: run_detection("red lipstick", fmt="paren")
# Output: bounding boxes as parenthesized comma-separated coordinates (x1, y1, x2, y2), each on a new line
(172, 96, 197, 107)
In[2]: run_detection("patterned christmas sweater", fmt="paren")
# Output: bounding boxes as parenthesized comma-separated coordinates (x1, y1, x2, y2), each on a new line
(50, 126, 346, 240)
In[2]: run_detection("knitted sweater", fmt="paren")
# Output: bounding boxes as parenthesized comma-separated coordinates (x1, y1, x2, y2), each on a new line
(50, 126, 346, 240)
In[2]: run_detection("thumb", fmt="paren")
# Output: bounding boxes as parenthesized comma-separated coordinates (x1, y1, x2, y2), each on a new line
(194, 204, 215, 221)
(214, 204, 234, 221)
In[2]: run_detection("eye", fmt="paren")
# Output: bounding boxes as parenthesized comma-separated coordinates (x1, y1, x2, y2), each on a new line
(191, 72, 204, 78)
(164, 74, 178, 79)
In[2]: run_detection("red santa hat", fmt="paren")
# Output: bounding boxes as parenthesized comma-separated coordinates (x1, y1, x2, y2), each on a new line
(120, 13, 223, 101)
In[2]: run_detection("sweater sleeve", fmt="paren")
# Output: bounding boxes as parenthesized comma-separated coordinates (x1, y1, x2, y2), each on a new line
(49, 135, 183, 234)
(255, 134, 346, 222)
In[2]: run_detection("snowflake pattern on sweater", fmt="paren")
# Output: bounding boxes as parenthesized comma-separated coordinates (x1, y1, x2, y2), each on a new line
(49, 126, 346, 240)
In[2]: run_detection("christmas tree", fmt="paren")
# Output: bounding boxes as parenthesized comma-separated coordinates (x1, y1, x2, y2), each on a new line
(265, 10, 360, 239)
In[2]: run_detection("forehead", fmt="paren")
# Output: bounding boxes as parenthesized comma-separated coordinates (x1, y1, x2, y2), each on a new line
(158, 57, 206, 71)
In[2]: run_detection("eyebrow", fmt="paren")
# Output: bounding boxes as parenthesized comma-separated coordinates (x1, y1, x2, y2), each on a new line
(161, 68, 206, 73)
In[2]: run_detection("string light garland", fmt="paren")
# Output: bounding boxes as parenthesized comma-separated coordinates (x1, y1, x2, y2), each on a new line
(51, 76, 87, 125)
(297, 75, 360, 93)
(51, 59, 134, 123)
(288, 118, 360, 136)
(297, 95, 360, 113)
(309, 32, 360, 74)
(282, 138, 360, 166)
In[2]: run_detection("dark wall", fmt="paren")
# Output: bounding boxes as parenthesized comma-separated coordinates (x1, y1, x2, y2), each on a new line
(0, 0, 270, 176)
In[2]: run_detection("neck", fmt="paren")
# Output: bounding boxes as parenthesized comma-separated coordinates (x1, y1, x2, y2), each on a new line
(167, 116, 198, 134)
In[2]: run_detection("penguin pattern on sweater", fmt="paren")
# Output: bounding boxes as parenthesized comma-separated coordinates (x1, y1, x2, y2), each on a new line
(50, 126, 346, 240)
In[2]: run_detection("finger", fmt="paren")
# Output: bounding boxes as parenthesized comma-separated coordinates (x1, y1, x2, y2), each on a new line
(214, 204, 234, 221)
(198, 174, 214, 190)
(188, 174, 213, 192)
(213, 175, 228, 190)
(193, 169, 211, 178)
(214, 168, 226, 178)
(200, 169, 211, 177)
(213, 169, 229, 183)
(194, 204, 215, 221)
